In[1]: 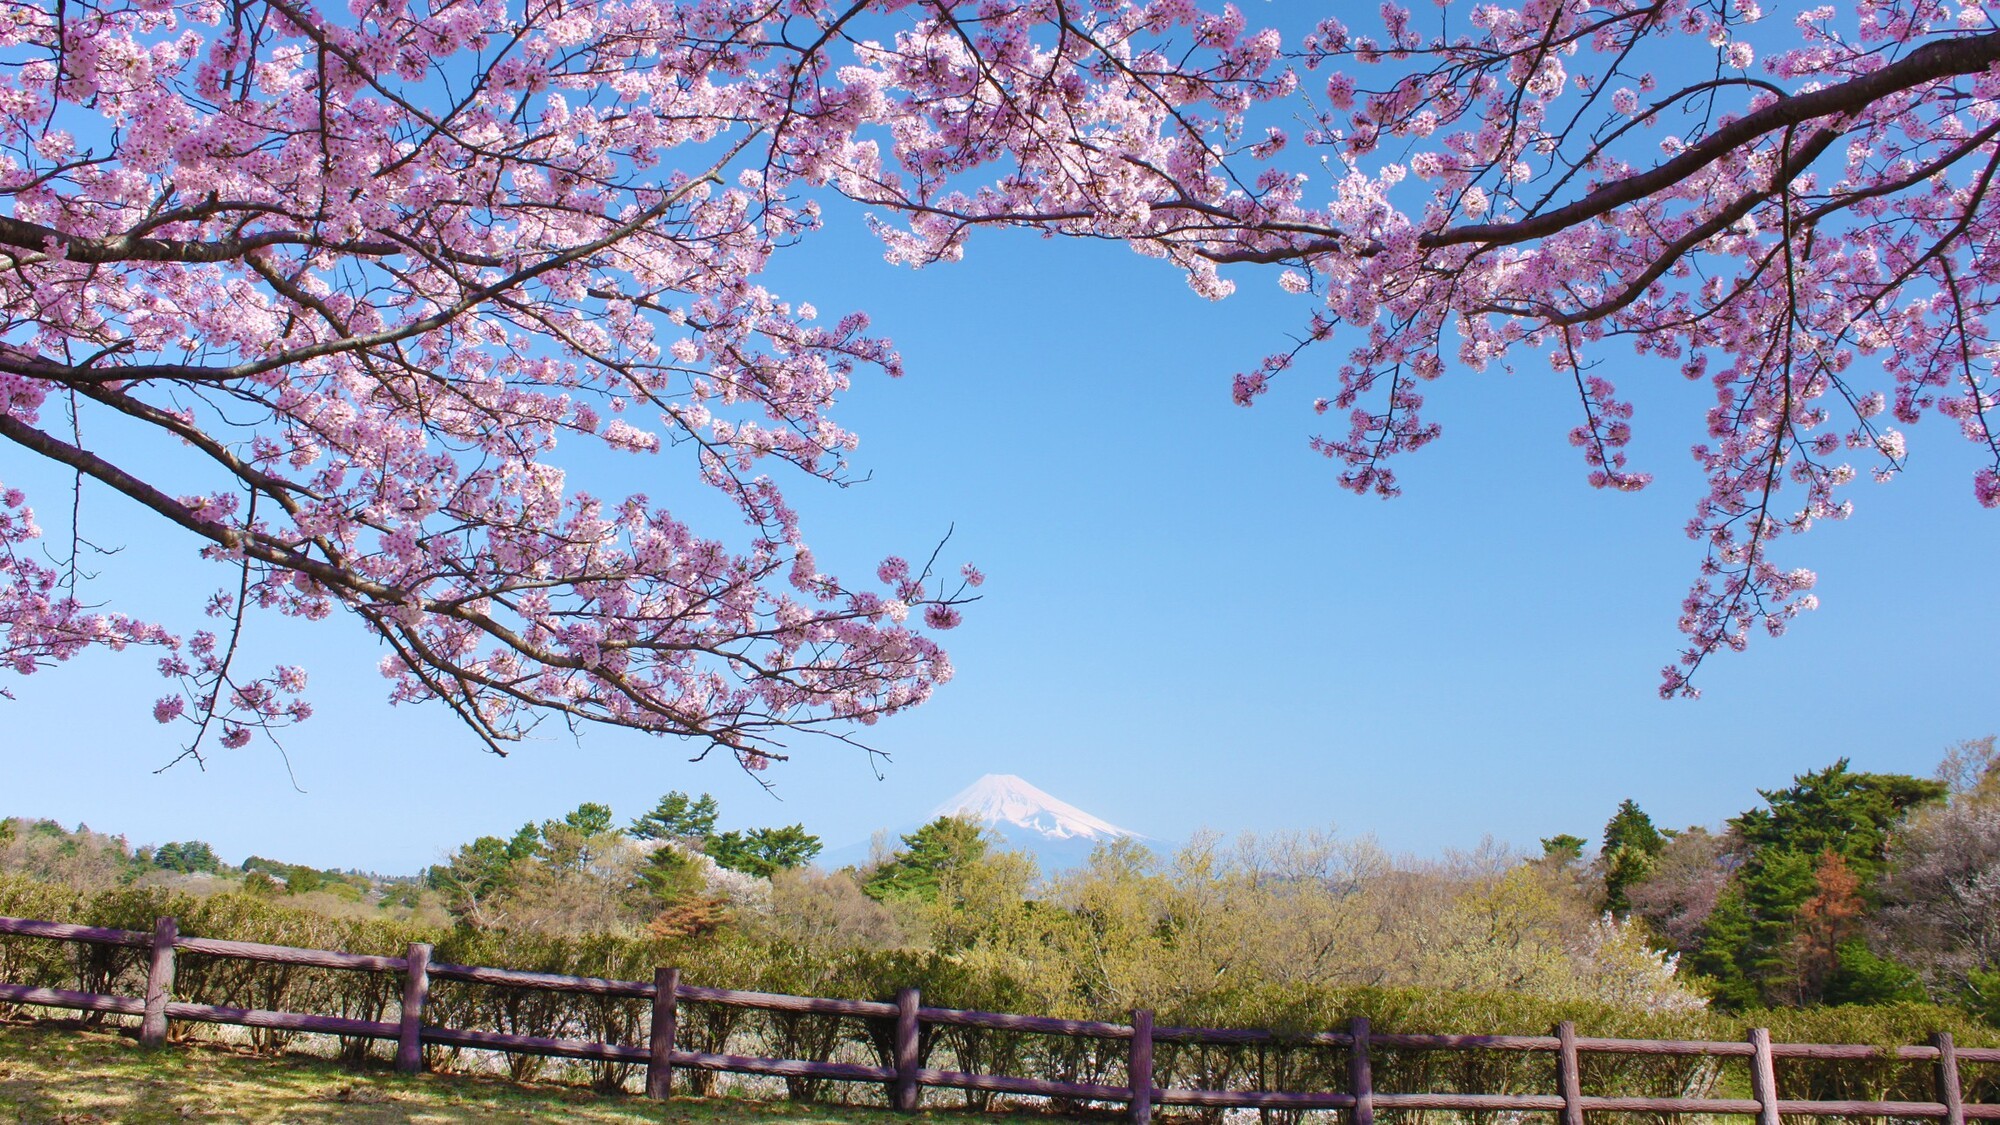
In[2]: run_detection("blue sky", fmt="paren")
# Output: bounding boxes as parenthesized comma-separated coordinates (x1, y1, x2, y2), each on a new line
(4, 200, 1993, 877)
(5, 0, 1999, 875)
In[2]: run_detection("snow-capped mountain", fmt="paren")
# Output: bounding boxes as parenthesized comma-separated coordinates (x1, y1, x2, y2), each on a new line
(934, 774, 1146, 871)
(822, 774, 1146, 873)
(931, 774, 1137, 842)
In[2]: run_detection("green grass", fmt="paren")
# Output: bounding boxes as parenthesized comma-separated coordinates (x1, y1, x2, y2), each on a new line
(0, 1018, 1097, 1125)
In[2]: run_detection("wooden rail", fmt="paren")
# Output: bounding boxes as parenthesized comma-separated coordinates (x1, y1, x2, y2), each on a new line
(3, 913, 1998, 1123)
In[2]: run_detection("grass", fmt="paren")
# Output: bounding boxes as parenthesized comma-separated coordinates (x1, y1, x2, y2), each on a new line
(0, 1018, 1097, 1125)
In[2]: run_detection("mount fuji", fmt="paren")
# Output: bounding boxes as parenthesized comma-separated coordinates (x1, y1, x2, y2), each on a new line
(822, 774, 1147, 873)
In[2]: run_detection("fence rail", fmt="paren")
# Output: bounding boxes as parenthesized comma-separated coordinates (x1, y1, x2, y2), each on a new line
(3, 913, 1997, 1123)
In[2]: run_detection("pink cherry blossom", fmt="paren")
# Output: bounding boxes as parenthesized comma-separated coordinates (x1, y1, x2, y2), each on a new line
(831, 0, 2000, 697)
(0, 0, 989, 762)
(4, 0, 1995, 740)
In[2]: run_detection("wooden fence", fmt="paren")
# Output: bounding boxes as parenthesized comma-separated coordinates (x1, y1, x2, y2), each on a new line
(3, 913, 1999, 1123)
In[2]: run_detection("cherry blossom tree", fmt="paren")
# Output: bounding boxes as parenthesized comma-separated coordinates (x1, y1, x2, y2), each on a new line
(839, 0, 2000, 695)
(832, 0, 2000, 696)
(0, 0, 997, 762)
(4, 0, 1996, 764)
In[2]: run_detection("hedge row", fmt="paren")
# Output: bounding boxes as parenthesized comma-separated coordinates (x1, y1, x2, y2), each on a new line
(2, 877, 1995, 1118)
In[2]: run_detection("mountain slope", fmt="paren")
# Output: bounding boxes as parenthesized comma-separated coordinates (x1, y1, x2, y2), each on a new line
(823, 774, 1145, 873)
(930, 774, 1138, 841)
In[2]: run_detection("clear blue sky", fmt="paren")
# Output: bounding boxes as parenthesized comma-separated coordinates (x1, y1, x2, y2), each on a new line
(3, 174, 1996, 877)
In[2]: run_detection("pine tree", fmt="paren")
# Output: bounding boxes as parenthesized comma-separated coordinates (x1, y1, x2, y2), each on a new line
(1692, 760, 1946, 1007)
(629, 792, 719, 842)
(863, 817, 988, 903)
(1600, 799, 1666, 914)
(704, 825, 822, 878)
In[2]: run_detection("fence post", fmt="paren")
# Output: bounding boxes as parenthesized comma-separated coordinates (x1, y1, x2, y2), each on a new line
(1349, 1016, 1374, 1125)
(891, 987, 921, 1111)
(647, 967, 680, 1100)
(139, 916, 177, 1048)
(1749, 1027, 1780, 1125)
(396, 941, 431, 1075)
(1557, 1021, 1584, 1125)
(1130, 1009, 1155, 1125)
(1935, 1032, 1964, 1125)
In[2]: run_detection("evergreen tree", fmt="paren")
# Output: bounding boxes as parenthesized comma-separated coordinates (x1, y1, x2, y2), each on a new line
(1824, 941, 1927, 1005)
(426, 835, 522, 924)
(629, 792, 720, 842)
(705, 825, 821, 878)
(1600, 799, 1666, 914)
(1690, 887, 1761, 1008)
(1732, 760, 1944, 872)
(1692, 760, 1945, 1007)
(863, 817, 988, 903)
(635, 843, 710, 905)
(558, 802, 618, 838)
(502, 822, 541, 864)
(151, 840, 222, 874)
(1539, 834, 1587, 865)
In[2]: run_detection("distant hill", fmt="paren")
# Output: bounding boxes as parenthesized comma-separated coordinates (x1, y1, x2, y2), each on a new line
(820, 774, 1148, 873)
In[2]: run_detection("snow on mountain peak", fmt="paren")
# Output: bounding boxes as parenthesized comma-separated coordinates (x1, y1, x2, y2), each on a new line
(930, 774, 1140, 841)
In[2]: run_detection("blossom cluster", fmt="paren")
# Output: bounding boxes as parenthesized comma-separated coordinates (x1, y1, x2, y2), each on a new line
(830, 0, 2000, 693)
(5, 0, 1996, 730)
(0, 0, 992, 759)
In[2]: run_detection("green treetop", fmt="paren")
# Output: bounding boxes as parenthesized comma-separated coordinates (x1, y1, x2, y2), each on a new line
(629, 792, 719, 842)
(704, 825, 822, 878)
(150, 840, 223, 875)
(1600, 799, 1666, 914)
(1539, 834, 1587, 866)
(863, 816, 989, 903)
(1730, 759, 1946, 873)
(1692, 759, 1946, 1008)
